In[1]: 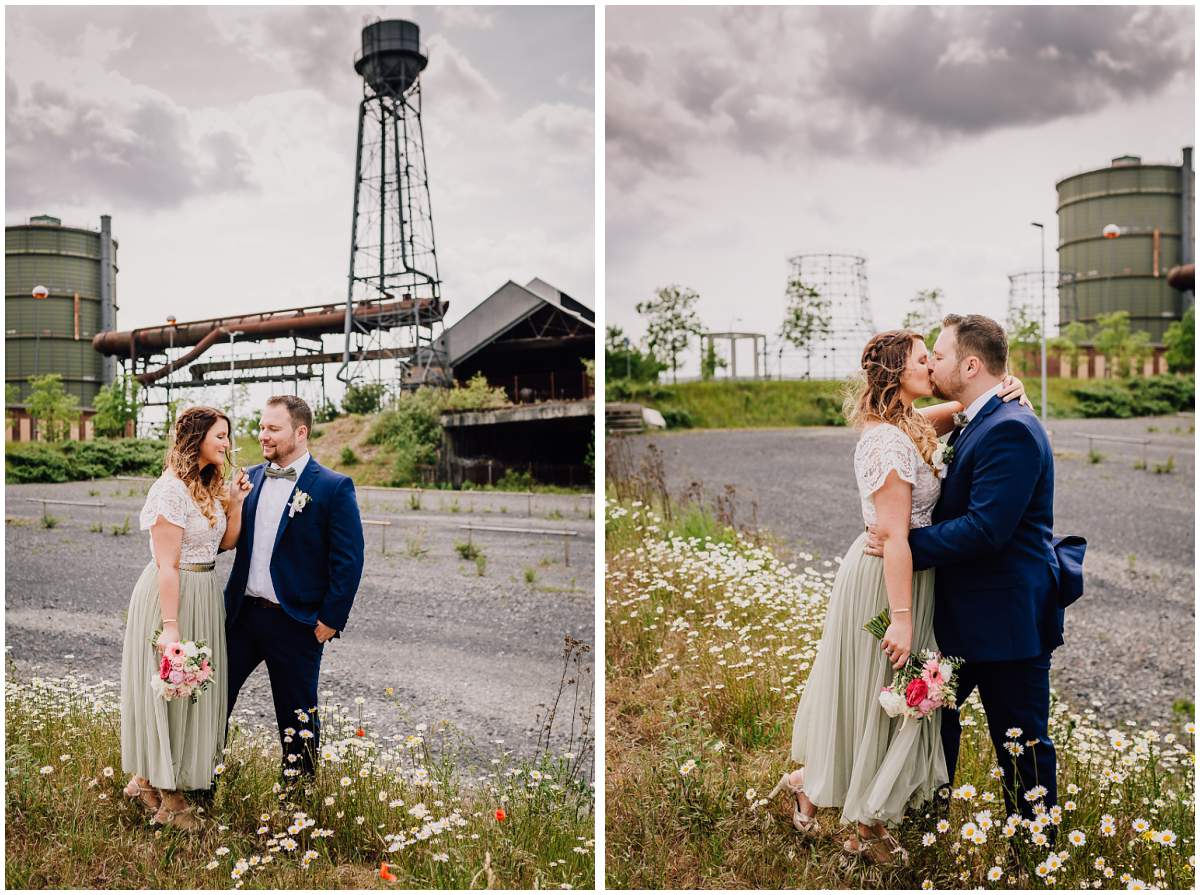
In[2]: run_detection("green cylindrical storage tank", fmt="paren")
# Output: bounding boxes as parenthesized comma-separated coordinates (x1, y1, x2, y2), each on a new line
(1056, 148, 1194, 343)
(5, 214, 118, 408)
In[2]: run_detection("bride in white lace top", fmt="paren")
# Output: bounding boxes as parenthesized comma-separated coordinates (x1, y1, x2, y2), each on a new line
(854, 424, 941, 530)
(120, 406, 253, 831)
(140, 472, 227, 565)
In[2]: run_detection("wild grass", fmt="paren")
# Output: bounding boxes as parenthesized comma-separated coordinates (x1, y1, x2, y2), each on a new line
(6, 640, 594, 890)
(605, 489, 1195, 890)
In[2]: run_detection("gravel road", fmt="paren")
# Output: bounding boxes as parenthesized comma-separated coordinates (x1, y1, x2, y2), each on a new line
(615, 413, 1195, 728)
(5, 480, 595, 767)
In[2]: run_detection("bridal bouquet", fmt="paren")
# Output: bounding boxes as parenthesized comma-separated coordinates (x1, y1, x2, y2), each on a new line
(149, 634, 215, 703)
(863, 609, 963, 721)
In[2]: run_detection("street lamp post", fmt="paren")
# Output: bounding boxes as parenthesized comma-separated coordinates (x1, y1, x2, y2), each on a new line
(31, 285, 49, 378)
(228, 329, 245, 453)
(166, 315, 177, 431)
(1031, 222, 1047, 421)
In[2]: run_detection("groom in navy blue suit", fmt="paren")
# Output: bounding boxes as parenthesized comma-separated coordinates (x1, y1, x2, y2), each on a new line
(224, 395, 365, 778)
(867, 314, 1063, 824)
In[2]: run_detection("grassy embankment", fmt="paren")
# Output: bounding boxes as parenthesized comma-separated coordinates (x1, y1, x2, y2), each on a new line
(603, 446, 1194, 889)
(6, 639, 594, 889)
(607, 377, 1192, 430)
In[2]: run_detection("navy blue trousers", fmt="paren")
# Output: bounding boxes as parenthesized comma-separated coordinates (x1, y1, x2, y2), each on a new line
(226, 600, 324, 777)
(940, 652, 1057, 821)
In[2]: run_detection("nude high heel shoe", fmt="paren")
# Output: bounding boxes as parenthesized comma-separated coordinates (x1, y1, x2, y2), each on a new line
(123, 776, 161, 812)
(767, 768, 819, 834)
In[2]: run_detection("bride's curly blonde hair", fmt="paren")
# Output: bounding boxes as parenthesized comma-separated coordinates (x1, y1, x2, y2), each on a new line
(164, 406, 231, 527)
(843, 329, 940, 467)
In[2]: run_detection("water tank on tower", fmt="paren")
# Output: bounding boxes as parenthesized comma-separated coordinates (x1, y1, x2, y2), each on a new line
(342, 19, 450, 389)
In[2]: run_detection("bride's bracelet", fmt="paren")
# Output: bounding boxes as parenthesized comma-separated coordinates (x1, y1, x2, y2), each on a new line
(891, 608, 911, 614)
(162, 618, 177, 624)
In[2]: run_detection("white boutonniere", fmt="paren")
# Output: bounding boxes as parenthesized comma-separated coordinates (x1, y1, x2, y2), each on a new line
(931, 442, 956, 480)
(289, 490, 311, 518)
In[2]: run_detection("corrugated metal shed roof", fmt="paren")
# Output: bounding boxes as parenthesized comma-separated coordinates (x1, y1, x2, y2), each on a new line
(524, 277, 594, 323)
(436, 278, 593, 367)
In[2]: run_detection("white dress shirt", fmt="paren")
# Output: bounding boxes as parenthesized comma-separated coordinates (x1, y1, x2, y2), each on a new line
(962, 383, 1003, 423)
(246, 451, 311, 603)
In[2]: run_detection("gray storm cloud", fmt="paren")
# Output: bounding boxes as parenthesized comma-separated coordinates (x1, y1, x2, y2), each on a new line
(608, 5, 1194, 181)
(6, 81, 255, 211)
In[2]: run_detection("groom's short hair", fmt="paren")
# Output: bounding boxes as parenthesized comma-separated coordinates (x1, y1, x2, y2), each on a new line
(266, 395, 313, 435)
(942, 314, 1007, 376)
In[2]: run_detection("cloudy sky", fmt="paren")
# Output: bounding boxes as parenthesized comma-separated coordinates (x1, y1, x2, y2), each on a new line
(7, 5, 593, 407)
(607, 5, 1195, 377)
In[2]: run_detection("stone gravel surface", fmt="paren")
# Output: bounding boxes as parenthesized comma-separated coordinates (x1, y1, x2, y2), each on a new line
(5, 480, 595, 766)
(618, 413, 1194, 728)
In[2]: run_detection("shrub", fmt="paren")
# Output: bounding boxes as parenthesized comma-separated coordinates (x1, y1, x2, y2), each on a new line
(340, 447, 359, 466)
(6, 438, 166, 484)
(662, 408, 694, 429)
(342, 382, 388, 415)
(1070, 375, 1194, 419)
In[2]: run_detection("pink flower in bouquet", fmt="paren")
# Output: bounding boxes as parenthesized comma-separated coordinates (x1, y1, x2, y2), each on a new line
(166, 643, 186, 660)
(168, 669, 184, 685)
(905, 677, 928, 708)
(160, 656, 172, 679)
(918, 698, 936, 714)
(200, 659, 210, 672)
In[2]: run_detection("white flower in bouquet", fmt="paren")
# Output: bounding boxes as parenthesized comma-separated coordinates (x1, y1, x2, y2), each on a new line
(879, 689, 907, 717)
(183, 641, 199, 659)
(939, 660, 954, 681)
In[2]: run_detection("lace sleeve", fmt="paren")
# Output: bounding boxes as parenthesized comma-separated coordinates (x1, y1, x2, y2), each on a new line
(856, 426, 920, 497)
(139, 477, 192, 531)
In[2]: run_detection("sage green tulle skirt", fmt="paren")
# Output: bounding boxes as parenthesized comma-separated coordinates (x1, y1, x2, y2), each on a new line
(120, 561, 228, 792)
(790, 531, 948, 827)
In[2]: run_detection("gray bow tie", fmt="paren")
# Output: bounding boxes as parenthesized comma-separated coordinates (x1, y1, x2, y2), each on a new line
(264, 466, 297, 480)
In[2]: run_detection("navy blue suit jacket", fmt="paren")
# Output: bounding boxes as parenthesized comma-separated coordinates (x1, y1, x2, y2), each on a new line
(224, 457, 365, 633)
(908, 395, 1064, 663)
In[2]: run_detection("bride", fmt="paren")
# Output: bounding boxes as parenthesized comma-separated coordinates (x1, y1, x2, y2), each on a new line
(119, 406, 251, 831)
(770, 328, 1029, 864)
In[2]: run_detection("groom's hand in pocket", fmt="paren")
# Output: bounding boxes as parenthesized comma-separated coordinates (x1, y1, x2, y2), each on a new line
(314, 620, 338, 643)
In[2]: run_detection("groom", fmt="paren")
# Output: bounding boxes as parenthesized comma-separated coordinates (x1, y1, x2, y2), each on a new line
(224, 395, 365, 777)
(866, 314, 1064, 824)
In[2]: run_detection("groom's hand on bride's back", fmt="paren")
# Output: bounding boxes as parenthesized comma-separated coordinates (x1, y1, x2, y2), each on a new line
(864, 524, 884, 556)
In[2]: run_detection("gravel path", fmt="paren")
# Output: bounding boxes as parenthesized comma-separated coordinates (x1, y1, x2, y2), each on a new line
(5, 480, 595, 767)
(615, 413, 1194, 728)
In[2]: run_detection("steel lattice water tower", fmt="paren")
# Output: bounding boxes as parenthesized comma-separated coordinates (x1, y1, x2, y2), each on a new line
(342, 19, 450, 388)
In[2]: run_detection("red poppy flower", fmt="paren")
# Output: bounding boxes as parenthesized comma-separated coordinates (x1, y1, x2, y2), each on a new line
(356, 728, 365, 737)
(494, 808, 506, 822)
(379, 862, 396, 882)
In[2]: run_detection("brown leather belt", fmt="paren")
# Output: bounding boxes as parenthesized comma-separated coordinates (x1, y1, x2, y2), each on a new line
(246, 594, 282, 611)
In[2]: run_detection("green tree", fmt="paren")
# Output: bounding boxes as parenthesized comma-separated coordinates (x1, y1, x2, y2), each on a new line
(636, 285, 703, 385)
(27, 374, 80, 442)
(1006, 304, 1042, 377)
(342, 382, 389, 415)
(1163, 306, 1195, 373)
(605, 325, 666, 383)
(1052, 321, 1090, 376)
(902, 288, 945, 345)
(780, 276, 833, 378)
(699, 338, 728, 381)
(5, 383, 20, 432)
(1094, 311, 1135, 378)
(93, 375, 141, 438)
